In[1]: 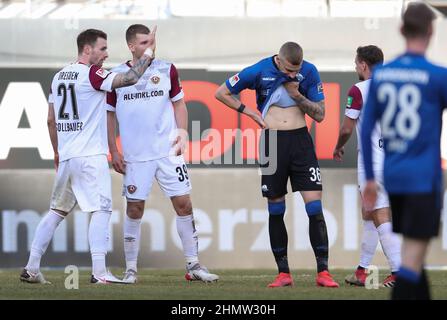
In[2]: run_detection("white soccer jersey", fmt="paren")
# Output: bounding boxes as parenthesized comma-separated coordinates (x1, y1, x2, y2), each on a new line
(345, 79, 384, 173)
(48, 62, 117, 161)
(106, 59, 184, 162)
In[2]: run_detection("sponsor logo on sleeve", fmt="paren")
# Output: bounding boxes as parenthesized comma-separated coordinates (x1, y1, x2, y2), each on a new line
(229, 73, 240, 87)
(317, 82, 324, 94)
(346, 96, 353, 108)
(95, 68, 111, 79)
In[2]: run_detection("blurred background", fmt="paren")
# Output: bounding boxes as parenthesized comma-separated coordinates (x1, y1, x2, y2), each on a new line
(0, 0, 446, 270)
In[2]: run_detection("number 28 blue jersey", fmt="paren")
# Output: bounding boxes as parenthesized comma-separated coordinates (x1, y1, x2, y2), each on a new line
(361, 52, 447, 194)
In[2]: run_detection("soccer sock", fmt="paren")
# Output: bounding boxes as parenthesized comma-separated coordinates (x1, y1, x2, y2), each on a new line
(26, 209, 64, 273)
(392, 266, 421, 300)
(89, 210, 111, 278)
(359, 220, 379, 269)
(124, 215, 142, 272)
(306, 201, 329, 273)
(176, 214, 199, 264)
(377, 222, 401, 273)
(268, 201, 289, 274)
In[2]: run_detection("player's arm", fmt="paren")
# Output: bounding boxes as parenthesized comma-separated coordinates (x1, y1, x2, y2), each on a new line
(111, 26, 157, 89)
(289, 87, 325, 123)
(47, 103, 58, 171)
(333, 116, 356, 162)
(172, 98, 188, 156)
(215, 66, 267, 128)
(333, 85, 362, 161)
(283, 67, 325, 122)
(360, 79, 379, 210)
(106, 111, 125, 174)
(106, 91, 125, 174)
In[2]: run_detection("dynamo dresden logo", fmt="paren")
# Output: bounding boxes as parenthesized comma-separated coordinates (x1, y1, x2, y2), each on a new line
(127, 185, 137, 194)
(150, 76, 160, 84)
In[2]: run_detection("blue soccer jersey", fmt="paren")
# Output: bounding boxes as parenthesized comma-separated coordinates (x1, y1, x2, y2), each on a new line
(361, 52, 447, 193)
(225, 56, 324, 117)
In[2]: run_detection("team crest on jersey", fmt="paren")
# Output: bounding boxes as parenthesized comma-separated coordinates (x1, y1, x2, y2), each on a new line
(229, 73, 240, 87)
(95, 68, 110, 79)
(150, 75, 160, 84)
(127, 185, 137, 194)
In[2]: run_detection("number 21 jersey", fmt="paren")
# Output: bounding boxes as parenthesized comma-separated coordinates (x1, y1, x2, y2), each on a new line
(48, 62, 117, 161)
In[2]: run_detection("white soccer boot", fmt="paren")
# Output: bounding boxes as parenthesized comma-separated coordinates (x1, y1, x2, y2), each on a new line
(20, 268, 51, 284)
(91, 269, 125, 284)
(185, 263, 219, 283)
(122, 269, 137, 284)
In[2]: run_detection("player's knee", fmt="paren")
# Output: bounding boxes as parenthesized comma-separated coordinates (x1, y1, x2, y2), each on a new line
(174, 198, 193, 216)
(126, 201, 145, 219)
(268, 200, 286, 216)
(305, 200, 323, 217)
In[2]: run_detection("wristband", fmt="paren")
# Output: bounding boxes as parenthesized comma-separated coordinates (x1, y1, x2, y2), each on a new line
(237, 103, 246, 113)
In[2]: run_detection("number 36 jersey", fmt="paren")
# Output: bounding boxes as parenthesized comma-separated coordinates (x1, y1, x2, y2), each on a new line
(48, 62, 117, 161)
(361, 52, 447, 193)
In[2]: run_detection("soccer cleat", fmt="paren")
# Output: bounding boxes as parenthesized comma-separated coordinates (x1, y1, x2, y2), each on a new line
(90, 270, 126, 284)
(267, 272, 293, 288)
(122, 269, 137, 284)
(344, 268, 367, 286)
(20, 268, 51, 284)
(185, 263, 219, 283)
(382, 274, 397, 288)
(316, 270, 339, 288)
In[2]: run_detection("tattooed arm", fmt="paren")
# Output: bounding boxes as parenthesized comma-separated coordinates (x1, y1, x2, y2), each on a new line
(111, 54, 154, 89)
(283, 81, 325, 123)
(111, 26, 157, 89)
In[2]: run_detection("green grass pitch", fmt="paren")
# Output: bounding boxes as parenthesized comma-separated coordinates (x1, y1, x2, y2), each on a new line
(1, 269, 447, 300)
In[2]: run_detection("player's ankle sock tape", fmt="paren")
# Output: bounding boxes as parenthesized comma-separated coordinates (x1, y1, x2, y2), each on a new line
(275, 256, 290, 274)
(268, 201, 285, 215)
(308, 212, 329, 273)
(305, 200, 322, 216)
(398, 266, 421, 284)
(268, 214, 289, 273)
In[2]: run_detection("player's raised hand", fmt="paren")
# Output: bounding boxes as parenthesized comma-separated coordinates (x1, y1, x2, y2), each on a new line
(333, 147, 344, 162)
(363, 180, 378, 211)
(111, 150, 126, 174)
(283, 81, 302, 100)
(148, 25, 157, 55)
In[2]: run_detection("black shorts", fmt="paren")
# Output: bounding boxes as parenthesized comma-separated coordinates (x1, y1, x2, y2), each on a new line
(389, 192, 442, 239)
(259, 127, 322, 198)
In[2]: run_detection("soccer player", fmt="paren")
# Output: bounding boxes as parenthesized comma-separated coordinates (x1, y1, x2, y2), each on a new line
(333, 45, 401, 287)
(361, 3, 446, 299)
(20, 28, 157, 284)
(106, 24, 219, 284)
(215, 42, 339, 288)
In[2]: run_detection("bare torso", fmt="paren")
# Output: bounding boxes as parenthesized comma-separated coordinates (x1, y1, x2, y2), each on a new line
(264, 105, 306, 130)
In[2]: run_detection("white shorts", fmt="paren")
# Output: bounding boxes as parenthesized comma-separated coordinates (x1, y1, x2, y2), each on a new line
(358, 170, 389, 210)
(123, 155, 192, 200)
(50, 155, 112, 213)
